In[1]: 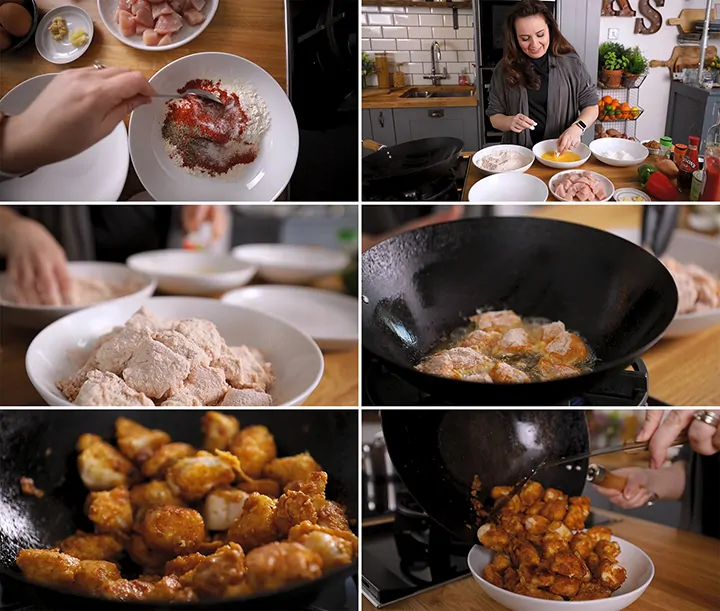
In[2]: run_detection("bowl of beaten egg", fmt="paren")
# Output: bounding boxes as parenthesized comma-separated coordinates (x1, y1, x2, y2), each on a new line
(533, 139, 591, 170)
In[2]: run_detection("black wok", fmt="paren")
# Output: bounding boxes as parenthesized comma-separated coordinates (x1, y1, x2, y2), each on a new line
(362, 216, 679, 405)
(362, 137, 463, 194)
(380, 410, 591, 543)
(0, 410, 358, 610)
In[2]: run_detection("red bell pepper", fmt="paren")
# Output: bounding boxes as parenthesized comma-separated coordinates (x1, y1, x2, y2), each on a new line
(645, 171, 678, 201)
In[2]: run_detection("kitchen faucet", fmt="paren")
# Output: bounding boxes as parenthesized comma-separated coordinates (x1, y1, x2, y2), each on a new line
(424, 41, 448, 86)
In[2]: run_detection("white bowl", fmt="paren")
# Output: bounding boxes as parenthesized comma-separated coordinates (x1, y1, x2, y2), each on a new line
(472, 145, 535, 175)
(126, 250, 257, 296)
(35, 5, 93, 64)
(222, 285, 358, 351)
(610, 228, 720, 337)
(533, 139, 592, 169)
(97, 0, 218, 51)
(0, 74, 128, 201)
(26, 297, 324, 407)
(549, 170, 615, 203)
(468, 173, 549, 202)
(232, 244, 350, 284)
(590, 138, 649, 168)
(613, 188, 651, 202)
(468, 536, 654, 611)
(0, 261, 156, 330)
(128, 52, 298, 201)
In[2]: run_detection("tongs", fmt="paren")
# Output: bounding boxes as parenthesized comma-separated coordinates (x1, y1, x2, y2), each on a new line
(642, 205, 679, 257)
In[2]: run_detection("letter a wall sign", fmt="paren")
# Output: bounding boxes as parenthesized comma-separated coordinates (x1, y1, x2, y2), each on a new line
(601, 0, 665, 36)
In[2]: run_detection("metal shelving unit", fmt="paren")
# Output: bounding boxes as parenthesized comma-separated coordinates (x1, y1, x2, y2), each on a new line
(595, 74, 647, 140)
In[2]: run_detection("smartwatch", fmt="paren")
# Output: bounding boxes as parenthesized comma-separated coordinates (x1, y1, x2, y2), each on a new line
(574, 120, 588, 134)
(0, 112, 36, 182)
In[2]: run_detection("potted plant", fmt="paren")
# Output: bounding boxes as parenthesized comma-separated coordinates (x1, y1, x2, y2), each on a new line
(599, 41, 627, 87)
(708, 55, 720, 83)
(362, 52, 377, 88)
(623, 46, 648, 87)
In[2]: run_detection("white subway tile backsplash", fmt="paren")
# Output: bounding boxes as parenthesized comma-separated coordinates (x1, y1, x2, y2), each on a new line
(367, 14, 393, 25)
(456, 27, 474, 39)
(445, 39, 468, 51)
(361, 7, 379, 14)
(468, 38, 475, 50)
(446, 62, 467, 73)
(362, 39, 371, 51)
(458, 50, 476, 62)
(391, 51, 411, 63)
(433, 27, 457, 39)
(407, 27, 433, 38)
(370, 39, 397, 51)
(419, 15, 443, 26)
(458, 8, 473, 16)
(441, 50, 458, 62)
(380, 6, 406, 13)
(361, 14, 367, 25)
(396, 38, 422, 51)
(383, 26, 408, 38)
(362, 26, 382, 39)
(406, 7, 433, 14)
(443, 14, 467, 27)
(405, 62, 426, 74)
(410, 50, 430, 62)
(394, 14, 419, 26)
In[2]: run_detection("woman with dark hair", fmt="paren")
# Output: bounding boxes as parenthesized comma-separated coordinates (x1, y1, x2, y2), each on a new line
(487, 0, 599, 154)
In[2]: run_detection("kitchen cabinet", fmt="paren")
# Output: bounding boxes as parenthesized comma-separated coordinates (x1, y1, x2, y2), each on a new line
(393, 106, 479, 150)
(666, 81, 720, 151)
(367, 109, 396, 148)
(362, 110, 374, 158)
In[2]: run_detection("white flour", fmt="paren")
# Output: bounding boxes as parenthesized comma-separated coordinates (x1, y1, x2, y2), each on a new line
(479, 150, 527, 172)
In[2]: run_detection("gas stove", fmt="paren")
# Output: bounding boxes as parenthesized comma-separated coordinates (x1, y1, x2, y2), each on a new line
(362, 352, 668, 407)
(363, 157, 469, 202)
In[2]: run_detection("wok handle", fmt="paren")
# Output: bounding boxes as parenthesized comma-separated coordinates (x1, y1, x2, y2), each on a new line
(587, 464, 627, 492)
(363, 139, 385, 152)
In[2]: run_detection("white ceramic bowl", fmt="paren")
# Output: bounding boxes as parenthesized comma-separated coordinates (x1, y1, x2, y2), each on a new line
(533, 139, 591, 169)
(468, 536, 654, 611)
(222, 285, 358, 351)
(590, 138, 649, 168)
(610, 228, 720, 337)
(232, 244, 350, 284)
(128, 52, 298, 201)
(0, 261, 156, 330)
(0, 74, 128, 201)
(97, 0, 218, 51)
(26, 297, 324, 406)
(35, 5, 93, 64)
(472, 145, 535, 175)
(126, 250, 257, 296)
(468, 173, 549, 202)
(549, 170, 615, 203)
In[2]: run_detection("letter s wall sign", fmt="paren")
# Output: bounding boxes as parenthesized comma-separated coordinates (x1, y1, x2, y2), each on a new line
(635, 0, 665, 35)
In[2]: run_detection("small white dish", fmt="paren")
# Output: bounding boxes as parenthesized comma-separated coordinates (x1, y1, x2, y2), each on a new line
(468, 536, 654, 611)
(533, 139, 592, 169)
(222, 285, 358, 351)
(128, 52, 298, 202)
(549, 170, 615, 203)
(0, 261, 155, 330)
(125, 249, 257, 296)
(468, 173, 549, 202)
(0, 74, 128, 202)
(613, 188, 651, 202)
(232, 244, 350, 284)
(590, 138, 649, 168)
(472, 145, 535, 175)
(35, 5, 93, 64)
(26, 297, 324, 407)
(97, 0, 218, 52)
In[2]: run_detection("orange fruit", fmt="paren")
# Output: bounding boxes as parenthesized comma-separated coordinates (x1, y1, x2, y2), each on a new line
(602, 95, 613, 104)
(620, 102, 631, 112)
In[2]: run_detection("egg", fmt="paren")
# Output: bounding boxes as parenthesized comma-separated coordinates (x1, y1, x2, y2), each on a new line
(0, 24, 11, 50)
(0, 3, 32, 38)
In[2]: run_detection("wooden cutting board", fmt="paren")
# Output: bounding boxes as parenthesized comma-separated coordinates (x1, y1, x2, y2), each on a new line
(667, 9, 716, 34)
(650, 45, 718, 73)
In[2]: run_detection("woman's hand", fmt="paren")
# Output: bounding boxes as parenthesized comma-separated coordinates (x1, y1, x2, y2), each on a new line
(637, 410, 720, 468)
(508, 113, 536, 133)
(6, 217, 70, 306)
(1, 67, 155, 175)
(593, 468, 656, 509)
(557, 124, 583, 155)
(181, 206, 229, 242)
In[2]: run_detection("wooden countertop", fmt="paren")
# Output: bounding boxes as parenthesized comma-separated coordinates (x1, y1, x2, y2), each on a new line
(461, 155, 687, 202)
(0, 276, 358, 408)
(362, 86, 478, 109)
(530, 205, 720, 406)
(362, 509, 720, 611)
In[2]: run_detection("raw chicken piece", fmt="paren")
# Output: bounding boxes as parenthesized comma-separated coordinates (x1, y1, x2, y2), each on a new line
(202, 487, 249, 531)
(155, 12, 184, 35)
(118, 10, 136, 36)
(77, 434, 139, 491)
(135, 6, 155, 27)
(131, 0, 151, 15)
(151, 2, 174, 19)
(94, 327, 148, 374)
(168, 365, 228, 406)
(161, 392, 202, 406)
(470, 310, 523, 332)
(118, 0, 133, 10)
(189, 0, 205, 9)
(158, 34, 174, 45)
(540, 321, 565, 342)
(415, 347, 495, 379)
(125, 307, 165, 332)
(554, 172, 607, 202)
(153, 330, 211, 368)
(169, 0, 187, 11)
(459, 329, 502, 352)
(489, 362, 530, 384)
(135, 24, 150, 34)
(537, 356, 579, 381)
(122, 338, 191, 399)
(173, 319, 225, 360)
(212, 345, 274, 392)
(201, 411, 240, 451)
(244, 542, 323, 594)
(230, 345, 275, 389)
(221, 388, 273, 406)
(495, 328, 534, 355)
(57, 355, 98, 402)
(183, 9, 205, 25)
(76, 371, 154, 406)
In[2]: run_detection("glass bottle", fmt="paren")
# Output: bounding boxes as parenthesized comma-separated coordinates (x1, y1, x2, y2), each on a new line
(679, 136, 700, 193)
(701, 103, 720, 202)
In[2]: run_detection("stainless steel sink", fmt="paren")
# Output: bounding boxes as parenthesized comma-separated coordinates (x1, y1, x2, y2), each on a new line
(400, 89, 475, 98)
(400, 90, 435, 98)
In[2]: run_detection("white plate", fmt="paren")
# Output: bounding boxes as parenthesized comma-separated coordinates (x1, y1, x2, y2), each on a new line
(35, 5, 93, 64)
(613, 188, 650, 202)
(533, 139, 592, 169)
(0, 261, 156, 330)
(468, 536, 654, 611)
(222, 286, 358, 351)
(26, 297, 324, 407)
(126, 249, 257, 296)
(609, 227, 720, 337)
(232, 244, 350, 284)
(128, 52, 298, 201)
(590, 138, 649, 168)
(0, 74, 128, 201)
(472, 145, 535, 175)
(97, 0, 218, 51)
(468, 173, 549, 202)
(549, 170, 615, 203)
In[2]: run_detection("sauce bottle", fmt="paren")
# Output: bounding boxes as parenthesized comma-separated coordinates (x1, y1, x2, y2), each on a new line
(678, 136, 700, 193)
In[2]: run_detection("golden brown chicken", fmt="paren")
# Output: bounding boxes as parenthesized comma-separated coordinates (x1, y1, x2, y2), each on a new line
(141, 442, 196, 479)
(139, 505, 205, 556)
(201, 411, 240, 452)
(130, 480, 184, 521)
(237, 478, 282, 498)
(263, 453, 321, 488)
(16, 549, 80, 589)
(115, 417, 171, 464)
(287, 530, 354, 573)
(176, 543, 247, 598)
(76, 435, 138, 491)
(317, 500, 351, 531)
(245, 542, 323, 593)
(230, 425, 277, 478)
(125, 533, 172, 572)
(87, 486, 133, 534)
(227, 493, 280, 550)
(287, 521, 359, 555)
(574, 582, 612, 600)
(58, 531, 123, 562)
(286, 470, 328, 502)
(202, 486, 249, 532)
(73, 560, 121, 596)
(275, 490, 318, 536)
(166, 451, 238, 502)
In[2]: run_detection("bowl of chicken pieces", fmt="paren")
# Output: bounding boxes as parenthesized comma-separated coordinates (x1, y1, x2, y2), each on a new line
(468, 482, 654, 610)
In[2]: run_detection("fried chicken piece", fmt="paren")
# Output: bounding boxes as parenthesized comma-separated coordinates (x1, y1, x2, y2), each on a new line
(20, 476, 44, 498)
(166, 451, 237, 502)
(98, 579, 155, 601)
(570, 532, 595, 559)
(165, 553, 206, 577)
(263, 452, 320, 488)
(489, 361, 531, 384)
(99, 576, 196, 602)
(524, 515, 550, 535)
(547, 520, 573, 542)
(73, 560, 121, 596)
(495, 328, 535, 356)
(245, 542, 323, 593)
(16, 549, 80, 589)
(519, 481, 544, 506)
(290, 530, 355, 573)
(542, 533, 570, 558)
(287, 521, 358, 555)
(518, 564, 554, 588)
(122, 338, 191, 399)
(87, 486, 133, 534)
(537, 356, 580, 381)
(140, 505, 205, 556)
(540, 499, 568, 522)
(595, 539, 621, 561)
(477, 524, 511, 552)
(491, 486, 513, 500)
(513, 583, 563, 600)
(525, 501, 544, 516)
(543, 488, 567, 503)
(221, 388, 274, 406)
(482, 564, 503, 587)
(416, 348, 495, 379)
(497, 494, 522, 515)
(512, 541, 541, 567)
(503, 567, 519, 590)
(201, 411, 240, 452)
(595, 558, 627, 591)
(499, 514, 525, 537)
(202, 487, 249, 531)
(115, 417, 171, 464)
(564, 497, 591, 530)
(459, 330, 502, 352)
(176, 543, 247, 598)
(317, 500, 351, 531)
(144, 576, 197, 603)
(238, 479, 282, 498)
(75, 370, 154, 406)
(153, 329, 211, 369)
(544, 331, 589, 366)
(230, 425, 277, 479)
(58, 531, 123, 561)
(125, 533, 173, 572)
(572, 582, 612, 601)
(549, 575, 582, 598)
(173, 318, 226, 361)
(130, 480, 183, 521)
(550, 551, 590, 580)
(540, 321, 565, 341)
(227, 493, 280, 551)
(586, 526, 612, 546)
(77, 434, 139, 492)
(470, 310, 523, 333)
(141, 442, 196, 479)
(168, 365, 229, 407)
(286, 471, 328, 510)
(491, 555, 512, 572)
(275, 490, 318, 536)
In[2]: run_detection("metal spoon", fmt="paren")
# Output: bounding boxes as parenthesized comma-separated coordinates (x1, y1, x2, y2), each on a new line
(154, 90, 224, 105)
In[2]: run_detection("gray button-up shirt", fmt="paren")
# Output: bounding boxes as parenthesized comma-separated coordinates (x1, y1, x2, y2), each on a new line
(486, 52, 598, 148)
